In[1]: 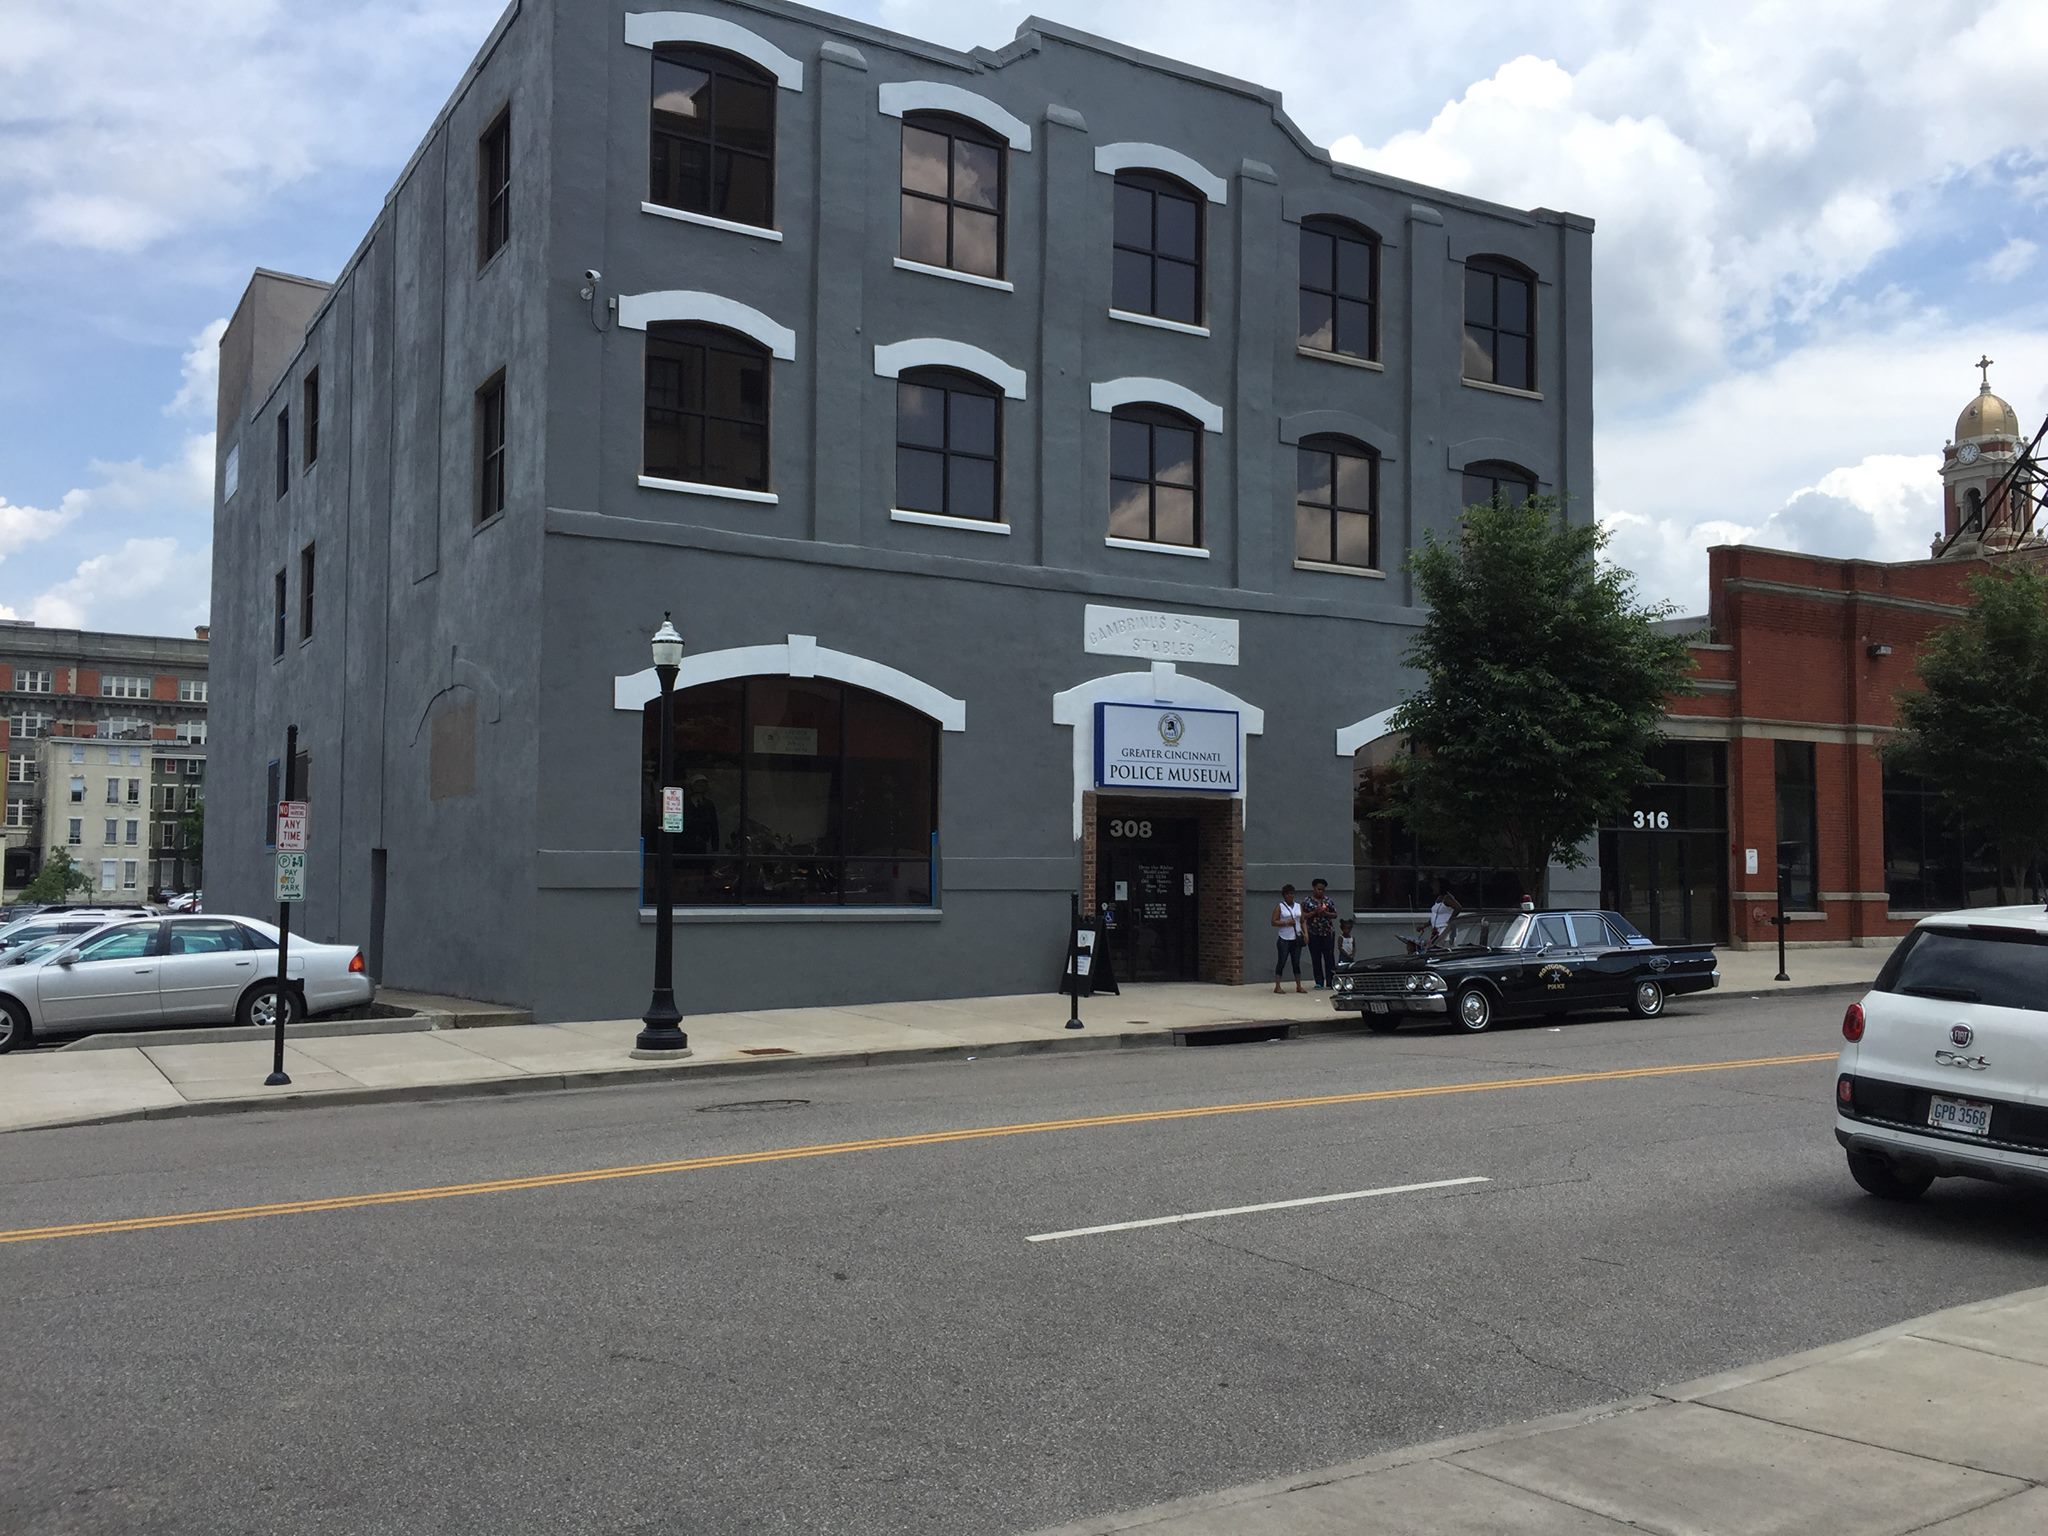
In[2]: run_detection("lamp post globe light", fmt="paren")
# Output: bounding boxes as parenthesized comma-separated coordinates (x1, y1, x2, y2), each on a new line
(634, 614, 692, 1057)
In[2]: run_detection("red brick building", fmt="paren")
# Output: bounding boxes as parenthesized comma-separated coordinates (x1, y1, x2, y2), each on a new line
(1601, 369, 2043, 949)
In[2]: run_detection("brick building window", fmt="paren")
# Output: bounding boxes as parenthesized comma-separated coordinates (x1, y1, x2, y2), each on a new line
(476, 371, 507, 523)
(1883, 768, 2005, 911)
(303, 369, 320, 468)
(1295, 436, 1377, 569)
(1109, 405, 1201, 549)
(649, 47, 774, 229)
(178, 680, 207, 703)
(1112, 171, 1203, 326)
(644, 323, 769, 491)
(275, 405, 290, 499)
(1774, 741, 1818, 910)
(899, 113, 1004, 279)
(14, 669, 52, 693)
(1462, 461, 1537, 510)
(273, 568, 287, 659)
(299, 543, 316, 642)
(894, 369, 1001, 523)
(479, 106, 511, 264)
(1298, 217, 1377, 360)
(1463, 257, 1535, 391)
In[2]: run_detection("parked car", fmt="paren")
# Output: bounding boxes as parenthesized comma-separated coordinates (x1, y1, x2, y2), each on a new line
(165, 891, 202, 912)
(1835, 907, 2048, 1200)
(0, 914, 373, 1052)
(1332, 907, 1719, 1033)
(0, 908, 154, 955)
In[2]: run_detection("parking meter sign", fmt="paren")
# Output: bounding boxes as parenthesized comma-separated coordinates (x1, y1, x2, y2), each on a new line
(275, 851, 307, 903)
(277, 801, 309, 852)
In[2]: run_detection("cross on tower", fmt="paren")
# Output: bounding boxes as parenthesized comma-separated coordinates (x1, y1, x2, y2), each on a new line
(1978, 354, 1995, 389)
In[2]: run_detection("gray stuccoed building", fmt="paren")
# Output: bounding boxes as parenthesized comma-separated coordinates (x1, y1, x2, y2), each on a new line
(208, 0, 1595, 1021)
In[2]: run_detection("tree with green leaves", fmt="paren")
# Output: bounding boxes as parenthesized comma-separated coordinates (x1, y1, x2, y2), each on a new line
(1385, 494, 1697, 899)
(21, 847, 94, 905)
(1889, 562, 2048, 903)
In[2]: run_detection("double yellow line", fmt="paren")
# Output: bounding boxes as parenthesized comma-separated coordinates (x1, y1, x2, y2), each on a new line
(0, 1050, 1834, 1246)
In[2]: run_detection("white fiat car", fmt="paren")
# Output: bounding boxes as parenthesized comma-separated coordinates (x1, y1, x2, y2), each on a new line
(0, 914, 373, 1051)
(1835, 907, 2048, 1200)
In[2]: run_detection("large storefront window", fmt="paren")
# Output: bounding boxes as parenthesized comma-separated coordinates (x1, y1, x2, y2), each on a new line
(643, 678, 938, 906)
(1353, 754, 1522, 912)
(1773, 741, 1818, 910)
(1883, 768, 2009, 911)
(1599, 740, 1728, 943)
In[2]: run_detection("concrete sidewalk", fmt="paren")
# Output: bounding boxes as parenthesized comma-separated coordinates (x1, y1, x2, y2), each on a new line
(1029, 1284, 2048, 1536)
(0, 943, 1879, 1134)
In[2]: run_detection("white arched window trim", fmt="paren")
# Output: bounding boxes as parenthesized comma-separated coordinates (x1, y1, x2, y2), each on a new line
(623, 12, 804, 90)
(1093, 142, 1228, 204)
(878, 81, 1031, 151)
(1335, 706, 1399, 758)
(1052, 663, 1264, 840)
(873, 339, 1026, 400)
(613, 634, 967, 731)
(616, 291, 796, 360)
(1089, 378, 1224, 433)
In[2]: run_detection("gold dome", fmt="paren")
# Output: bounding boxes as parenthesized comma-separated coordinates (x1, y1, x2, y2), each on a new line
(1957, 386, 2020, 442)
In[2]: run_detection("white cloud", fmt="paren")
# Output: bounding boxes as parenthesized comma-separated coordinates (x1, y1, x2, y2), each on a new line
(0, 496, 78, 563)
(1972, 237, 2040, 284)
(166, 318, 229, 416)
(0, 1, 506, 257)
(23, 537, 212, 635)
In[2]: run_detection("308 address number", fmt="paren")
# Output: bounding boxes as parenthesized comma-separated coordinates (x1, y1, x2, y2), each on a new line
(1107, 819, 1154, 838)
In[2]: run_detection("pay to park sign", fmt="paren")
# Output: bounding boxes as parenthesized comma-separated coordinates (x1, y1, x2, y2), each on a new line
(275, 800, 309, 903)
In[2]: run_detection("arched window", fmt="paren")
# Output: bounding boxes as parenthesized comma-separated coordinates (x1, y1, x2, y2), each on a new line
(1461, 460, 1537, 510)
(644, 323, 770, 490)
(1112, 172, 1203, 325)
(1109, 405, 1202, 548)
(896, 368, 1001, 522)
(1298, 218, 1378, 361)
(1462, 257, 1535, 390)
(1296, 436, 1377, 568)
(644, 678, 939, 906)
(649, 47, 775, 228)
(899, 113, 1005, 279)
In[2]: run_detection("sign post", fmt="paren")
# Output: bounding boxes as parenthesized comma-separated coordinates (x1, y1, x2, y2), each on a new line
(1063, 893, 1086, 1029)
(265, 727, 302, 1087)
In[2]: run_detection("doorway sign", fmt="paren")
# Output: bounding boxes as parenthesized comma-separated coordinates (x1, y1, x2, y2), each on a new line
(1093, 703, 1240, 792)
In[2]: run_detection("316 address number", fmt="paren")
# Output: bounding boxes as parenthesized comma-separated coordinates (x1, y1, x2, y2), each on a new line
(1631, 811, 1670, 829)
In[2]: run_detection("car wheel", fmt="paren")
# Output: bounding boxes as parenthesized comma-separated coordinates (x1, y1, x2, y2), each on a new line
(1628, 980, 1666, 1018)
(0, 997, 30, 1054)
(237, 982, 301, 1032)
(1454, 986, 1494, 1033)
(1847, 1150, 1933, 1202)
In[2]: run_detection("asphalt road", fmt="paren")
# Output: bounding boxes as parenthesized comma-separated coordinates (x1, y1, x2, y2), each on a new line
(6, 992, 2046, 1536)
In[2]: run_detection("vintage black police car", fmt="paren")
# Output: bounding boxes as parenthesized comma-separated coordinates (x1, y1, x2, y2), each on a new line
(1333, 908, 1719, 1033)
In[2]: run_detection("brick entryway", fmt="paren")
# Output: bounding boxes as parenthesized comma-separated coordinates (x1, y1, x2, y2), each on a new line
(1082, 792, 1244, 984)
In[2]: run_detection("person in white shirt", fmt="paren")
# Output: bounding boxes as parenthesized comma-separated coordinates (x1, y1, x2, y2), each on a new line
(1427, 887, 1460, 949)
(1272, 883, 1307, 994)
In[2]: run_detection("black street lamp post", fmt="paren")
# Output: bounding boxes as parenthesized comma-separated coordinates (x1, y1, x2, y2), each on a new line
(635, 615, 691, 1056)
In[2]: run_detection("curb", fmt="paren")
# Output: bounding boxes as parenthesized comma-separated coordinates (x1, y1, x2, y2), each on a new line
(5, 981, 1857, 1136)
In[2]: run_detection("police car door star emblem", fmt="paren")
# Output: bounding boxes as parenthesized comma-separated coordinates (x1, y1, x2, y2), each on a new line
(1157, 711, 1185, 746)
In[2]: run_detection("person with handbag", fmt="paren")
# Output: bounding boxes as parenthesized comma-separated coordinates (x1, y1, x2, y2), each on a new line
(1272, 884, 1307, 994)
(1302, 877, 1340, 989)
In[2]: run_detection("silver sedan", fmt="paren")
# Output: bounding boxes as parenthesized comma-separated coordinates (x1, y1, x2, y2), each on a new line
(0, 914, 374, 1051)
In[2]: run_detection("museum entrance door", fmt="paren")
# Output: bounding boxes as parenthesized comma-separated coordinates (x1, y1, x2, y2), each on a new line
(1095, 811, 1200, 983)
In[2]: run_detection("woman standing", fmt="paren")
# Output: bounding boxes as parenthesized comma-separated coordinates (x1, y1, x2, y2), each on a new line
(1272, 883, 1307, 994)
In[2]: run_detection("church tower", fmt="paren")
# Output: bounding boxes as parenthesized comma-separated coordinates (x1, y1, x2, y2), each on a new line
(1936, 356, 2038, 556)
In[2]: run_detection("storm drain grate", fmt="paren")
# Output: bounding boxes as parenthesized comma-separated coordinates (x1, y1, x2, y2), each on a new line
(739, 1047, 798, 1056)
(1172, 1022, 1295, 1048)
(697, 1098, 811, 1113)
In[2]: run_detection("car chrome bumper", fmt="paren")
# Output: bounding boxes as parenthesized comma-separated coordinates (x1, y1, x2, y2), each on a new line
(1332, 994, 1447, 1015)
(1836, 1116, 2048, 1190)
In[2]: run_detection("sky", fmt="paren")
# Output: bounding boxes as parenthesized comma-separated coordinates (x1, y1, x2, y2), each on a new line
(1, 0, 2045, 637)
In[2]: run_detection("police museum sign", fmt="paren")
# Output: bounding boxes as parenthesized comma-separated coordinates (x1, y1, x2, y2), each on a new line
(1094, 703, 1241, 793)
(1083, 604, 1238, 666)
